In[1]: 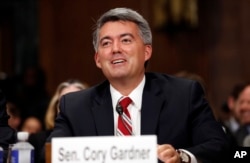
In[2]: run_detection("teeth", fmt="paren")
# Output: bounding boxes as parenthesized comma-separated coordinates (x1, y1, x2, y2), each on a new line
(112, 59, 125, 64)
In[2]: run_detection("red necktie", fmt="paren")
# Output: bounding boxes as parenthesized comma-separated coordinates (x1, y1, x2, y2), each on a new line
(117, 97, 132, 136)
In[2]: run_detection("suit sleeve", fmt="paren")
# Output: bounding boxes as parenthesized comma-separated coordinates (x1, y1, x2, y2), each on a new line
(187, 81, 229, 163)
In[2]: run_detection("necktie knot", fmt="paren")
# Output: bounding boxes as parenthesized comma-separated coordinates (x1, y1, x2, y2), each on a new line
(119, 97, 132, 110)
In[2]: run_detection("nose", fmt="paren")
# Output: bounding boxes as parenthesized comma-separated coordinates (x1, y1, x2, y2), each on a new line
(112, 40, 121, 54)
(239, 101, 250, 112)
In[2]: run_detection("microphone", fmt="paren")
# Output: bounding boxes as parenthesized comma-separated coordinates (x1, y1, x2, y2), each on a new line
(115, 102, 133, 135)
(116, 103, 123, 115)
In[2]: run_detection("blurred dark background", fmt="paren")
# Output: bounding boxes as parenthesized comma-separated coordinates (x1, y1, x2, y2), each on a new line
(1, 0, 250, 118)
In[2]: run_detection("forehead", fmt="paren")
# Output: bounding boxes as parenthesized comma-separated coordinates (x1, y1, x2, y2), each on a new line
(60, 85, 81, 97)
(238, 86, 250, 99)
(99, 21, 139, 37)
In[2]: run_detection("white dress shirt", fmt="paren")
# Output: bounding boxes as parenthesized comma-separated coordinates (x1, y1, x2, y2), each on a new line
(110, 76, 145, 136)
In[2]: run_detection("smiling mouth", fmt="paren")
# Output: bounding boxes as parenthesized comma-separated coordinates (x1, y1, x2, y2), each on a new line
(242, 111, 250, 117)
(112, 59, 126, 64)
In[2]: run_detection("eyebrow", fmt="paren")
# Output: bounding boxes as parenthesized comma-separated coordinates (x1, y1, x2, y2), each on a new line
(120, 33, 134, 38)
(99, 36, 111, 43)
(99, 33, 134, 43)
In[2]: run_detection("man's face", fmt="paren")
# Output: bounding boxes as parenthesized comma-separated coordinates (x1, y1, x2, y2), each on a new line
(234, 86, 250, 125)
(94, 21, 152, 82)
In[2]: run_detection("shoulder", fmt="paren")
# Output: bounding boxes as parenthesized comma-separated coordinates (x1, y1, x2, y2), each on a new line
(145, 72, 196, 87)
(61, 80, 110, 104)
(145, 72, 205, 95)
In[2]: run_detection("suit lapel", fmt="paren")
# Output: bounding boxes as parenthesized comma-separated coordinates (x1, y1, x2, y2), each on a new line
(91, 82, 114, 135)
(141, 73, 168, 135)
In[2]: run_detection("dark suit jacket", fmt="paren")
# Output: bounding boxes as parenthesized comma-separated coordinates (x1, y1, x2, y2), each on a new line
(235, 125, 250, 146)
(47, 72, 229, 163)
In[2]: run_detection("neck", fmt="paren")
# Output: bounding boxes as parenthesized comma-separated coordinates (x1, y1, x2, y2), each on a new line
(110, 75, 144, 96)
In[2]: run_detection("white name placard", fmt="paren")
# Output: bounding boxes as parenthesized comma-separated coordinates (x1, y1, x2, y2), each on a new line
(52, 135, 157, 163)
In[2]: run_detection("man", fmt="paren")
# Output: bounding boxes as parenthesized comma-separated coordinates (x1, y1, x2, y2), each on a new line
(47, 8, 228, 163)
(232, 82, 250, 146)
(0, 89, 17, 162)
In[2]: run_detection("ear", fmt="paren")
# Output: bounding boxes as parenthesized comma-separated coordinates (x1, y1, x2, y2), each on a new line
(94, 53, 102, 68)
(144, 45, 152, 61)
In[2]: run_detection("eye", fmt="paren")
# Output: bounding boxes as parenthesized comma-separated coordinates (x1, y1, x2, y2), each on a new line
(122, 38, 132, 44)
(101, 40, 111, 47)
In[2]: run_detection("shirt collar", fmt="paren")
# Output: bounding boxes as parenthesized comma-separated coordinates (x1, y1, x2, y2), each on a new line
(110, 76, 145, 110)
